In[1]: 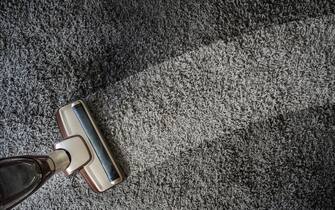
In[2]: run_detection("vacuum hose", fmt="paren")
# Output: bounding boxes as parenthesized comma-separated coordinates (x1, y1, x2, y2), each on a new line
(0, 150, 70, 209)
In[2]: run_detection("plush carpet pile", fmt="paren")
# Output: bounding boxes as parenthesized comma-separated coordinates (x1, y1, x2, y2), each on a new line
(1, 0, 335, 209)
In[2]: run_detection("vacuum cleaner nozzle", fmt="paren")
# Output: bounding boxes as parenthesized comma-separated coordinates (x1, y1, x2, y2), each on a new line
(56, 100, 125, 192)
(0, 100, 124, 209)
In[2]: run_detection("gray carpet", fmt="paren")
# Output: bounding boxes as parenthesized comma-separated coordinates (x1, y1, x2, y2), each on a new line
(1, 0, 335, 209)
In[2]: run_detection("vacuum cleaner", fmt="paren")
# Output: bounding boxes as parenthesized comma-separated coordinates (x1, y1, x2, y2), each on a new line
(0, 100, 125, 209)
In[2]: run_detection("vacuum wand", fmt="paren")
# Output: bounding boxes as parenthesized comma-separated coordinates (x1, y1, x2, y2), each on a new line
(0, 150, 70, 208)
(0, 100, 125, 209)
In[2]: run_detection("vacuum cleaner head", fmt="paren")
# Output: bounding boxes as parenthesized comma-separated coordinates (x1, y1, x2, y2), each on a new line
(56, 100, 124, 192)
(0, 100, 124, 209)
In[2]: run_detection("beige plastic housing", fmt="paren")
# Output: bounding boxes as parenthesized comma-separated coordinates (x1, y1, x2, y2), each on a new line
(55, 100, 124, 192)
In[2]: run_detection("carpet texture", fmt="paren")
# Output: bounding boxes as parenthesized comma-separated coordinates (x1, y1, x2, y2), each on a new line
(1, 0, 335, 209)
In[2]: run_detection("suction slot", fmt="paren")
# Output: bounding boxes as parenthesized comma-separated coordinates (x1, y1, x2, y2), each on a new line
(72, 103, 120, 182)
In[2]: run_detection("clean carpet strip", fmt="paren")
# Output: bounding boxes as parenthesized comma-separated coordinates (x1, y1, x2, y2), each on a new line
(88, 15, 335, 176)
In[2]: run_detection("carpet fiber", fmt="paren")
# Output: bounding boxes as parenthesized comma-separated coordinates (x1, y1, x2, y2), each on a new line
(1, 0, 335, 209)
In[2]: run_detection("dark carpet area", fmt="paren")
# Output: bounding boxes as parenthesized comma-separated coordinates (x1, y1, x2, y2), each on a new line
(1, 0, 335, 209)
